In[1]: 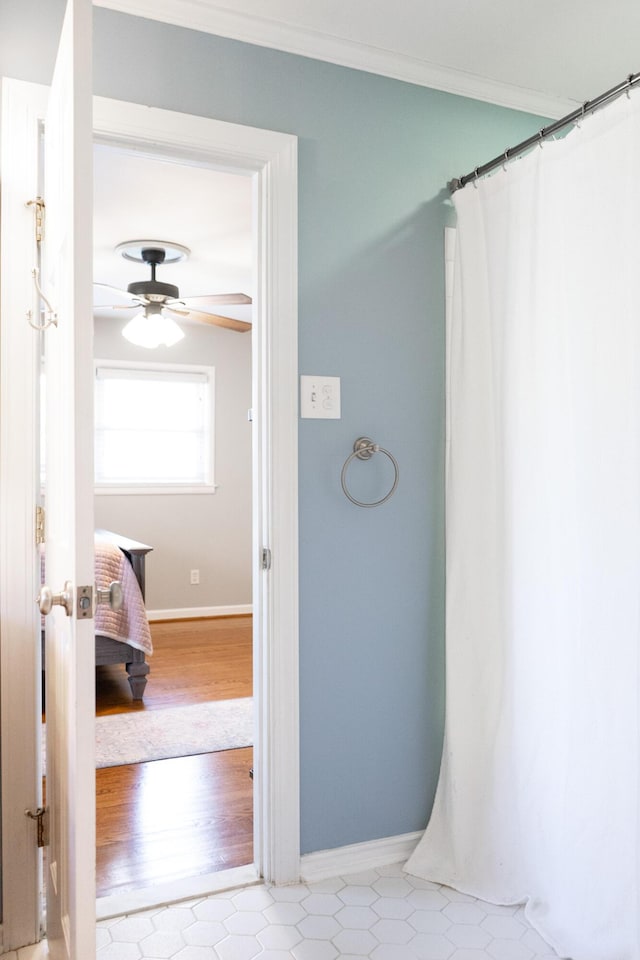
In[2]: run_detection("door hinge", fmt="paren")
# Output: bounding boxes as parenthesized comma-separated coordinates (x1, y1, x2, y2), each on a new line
(25, 807, 49, 848)
(35, 505, 45, 545)
(261, 547, 272, 571)
(26, 197, 45, 245)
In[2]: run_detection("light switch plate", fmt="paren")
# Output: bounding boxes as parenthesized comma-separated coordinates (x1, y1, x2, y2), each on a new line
(300, 375, 341, 419)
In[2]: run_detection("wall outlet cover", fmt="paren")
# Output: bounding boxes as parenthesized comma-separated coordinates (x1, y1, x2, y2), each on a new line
(300, 375, 341, 419)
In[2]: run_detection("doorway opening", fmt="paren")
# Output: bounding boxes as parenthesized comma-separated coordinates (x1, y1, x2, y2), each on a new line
(39, 142, 256, 900)
(88, 142, 255, 899)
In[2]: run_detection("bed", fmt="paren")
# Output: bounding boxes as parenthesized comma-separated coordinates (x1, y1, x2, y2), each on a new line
(42, 529, 154, 700)
(93, 530, 154, 700)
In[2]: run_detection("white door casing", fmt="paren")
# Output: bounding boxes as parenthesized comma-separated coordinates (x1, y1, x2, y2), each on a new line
(90, 97, 301, 889)
(0, 48, 299, 958)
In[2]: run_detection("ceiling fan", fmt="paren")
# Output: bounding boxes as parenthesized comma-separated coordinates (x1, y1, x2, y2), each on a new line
(94, 241, 252, 347)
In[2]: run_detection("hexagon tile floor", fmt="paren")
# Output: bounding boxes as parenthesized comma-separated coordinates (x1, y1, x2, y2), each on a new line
(7, 862, 561, 960)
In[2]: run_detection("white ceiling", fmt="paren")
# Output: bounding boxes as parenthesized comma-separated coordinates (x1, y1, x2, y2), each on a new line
(93, 0, 639, 325)
(93, 144, 253, 325)
(97, 0, 640, 117)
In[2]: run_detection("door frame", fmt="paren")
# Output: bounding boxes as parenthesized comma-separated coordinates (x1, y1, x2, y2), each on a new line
(0, 79, 300, 950)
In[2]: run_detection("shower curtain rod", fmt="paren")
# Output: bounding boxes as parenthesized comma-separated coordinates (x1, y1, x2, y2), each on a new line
(449, 69, 640, 193)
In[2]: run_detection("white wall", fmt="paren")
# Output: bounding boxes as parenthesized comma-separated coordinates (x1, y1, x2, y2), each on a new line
(93, 316, 252, 612)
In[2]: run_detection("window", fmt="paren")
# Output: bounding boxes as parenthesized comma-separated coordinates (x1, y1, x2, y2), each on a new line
(94, 361, 215, 493)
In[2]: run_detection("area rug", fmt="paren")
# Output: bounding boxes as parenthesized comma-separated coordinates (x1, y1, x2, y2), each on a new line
(95, 698, 253, 768)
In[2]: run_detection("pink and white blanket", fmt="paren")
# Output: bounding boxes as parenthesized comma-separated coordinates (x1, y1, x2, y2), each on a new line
(94, 535, 153, 656)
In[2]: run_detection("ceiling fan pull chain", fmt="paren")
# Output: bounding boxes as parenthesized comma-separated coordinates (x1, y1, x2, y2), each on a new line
(25, 198, 59, 332)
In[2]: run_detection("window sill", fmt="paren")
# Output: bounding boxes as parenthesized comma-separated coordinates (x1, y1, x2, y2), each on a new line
(95, 484, 218, 496)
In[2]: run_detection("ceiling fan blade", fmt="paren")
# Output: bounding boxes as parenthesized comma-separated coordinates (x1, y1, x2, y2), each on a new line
(166, 306, 252, 333)
(94, 303, 140, 311)
(93, 282, 140, 306)
(94, 281, 130, 293)
(178, 292, 252, 307)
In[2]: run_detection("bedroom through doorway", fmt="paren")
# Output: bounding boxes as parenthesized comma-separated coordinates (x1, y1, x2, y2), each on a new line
(90, 142, 255, 899)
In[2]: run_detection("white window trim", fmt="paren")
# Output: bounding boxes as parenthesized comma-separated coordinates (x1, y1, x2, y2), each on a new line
(94, 358, 216, 493)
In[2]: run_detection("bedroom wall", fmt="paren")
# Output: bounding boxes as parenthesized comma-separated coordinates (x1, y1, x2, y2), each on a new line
(0, 1, 545, 857)
(93, 316, 252, 613)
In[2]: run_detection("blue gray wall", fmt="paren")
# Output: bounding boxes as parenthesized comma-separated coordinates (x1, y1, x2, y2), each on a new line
(0, 1, 544, 856)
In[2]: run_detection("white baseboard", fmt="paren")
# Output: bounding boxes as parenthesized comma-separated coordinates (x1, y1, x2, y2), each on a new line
(300, 831, 424, 884)
(147, 604, 253, 621)
(95, 835, 423, 921)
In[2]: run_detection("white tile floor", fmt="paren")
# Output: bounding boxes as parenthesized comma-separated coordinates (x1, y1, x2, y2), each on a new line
(4, 863, 560, 960)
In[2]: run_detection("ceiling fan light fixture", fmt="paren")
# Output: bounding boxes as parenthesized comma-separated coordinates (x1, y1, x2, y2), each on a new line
(121, 305, 185, 349)
(97, 240, 252, 335)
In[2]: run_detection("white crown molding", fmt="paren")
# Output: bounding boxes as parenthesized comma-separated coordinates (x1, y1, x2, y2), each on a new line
(95, 0, 576, 120)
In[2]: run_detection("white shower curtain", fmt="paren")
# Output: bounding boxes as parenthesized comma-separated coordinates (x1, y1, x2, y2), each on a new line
(406, 91, 640, 959)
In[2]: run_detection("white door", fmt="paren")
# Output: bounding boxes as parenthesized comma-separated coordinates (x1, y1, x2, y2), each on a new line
(39, 0, 95, 957)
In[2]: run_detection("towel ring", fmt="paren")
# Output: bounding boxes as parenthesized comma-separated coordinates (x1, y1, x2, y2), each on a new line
(341, 437, 399, 508)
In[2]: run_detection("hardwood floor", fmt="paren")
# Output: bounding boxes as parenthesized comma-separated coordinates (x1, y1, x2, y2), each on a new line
(95, 616, 253, 898)
(95, 616, 253, 716)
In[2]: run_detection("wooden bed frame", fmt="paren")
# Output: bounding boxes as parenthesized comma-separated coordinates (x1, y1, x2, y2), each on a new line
(94, 529, 153, 700)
